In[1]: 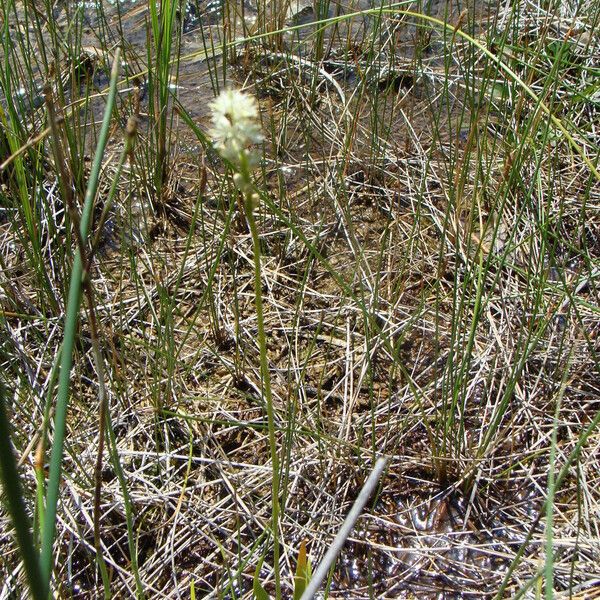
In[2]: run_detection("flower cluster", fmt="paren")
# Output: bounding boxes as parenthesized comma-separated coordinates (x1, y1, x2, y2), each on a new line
(209, 89, 263, 168)
(209, 89, 263, 211)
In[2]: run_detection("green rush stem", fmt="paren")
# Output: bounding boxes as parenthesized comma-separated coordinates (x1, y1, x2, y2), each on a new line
(39, 50, 121, 589)
(0, 384, 46, 600)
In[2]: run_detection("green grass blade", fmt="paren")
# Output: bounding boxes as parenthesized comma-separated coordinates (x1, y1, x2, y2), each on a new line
(0, 383, 46, 600)
(545, 352, 572, 599)
(39, 49, 121, 587)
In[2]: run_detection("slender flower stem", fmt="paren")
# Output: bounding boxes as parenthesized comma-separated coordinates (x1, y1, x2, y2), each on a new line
(245, 195, 281, 598)
(209, 87, 280, 596)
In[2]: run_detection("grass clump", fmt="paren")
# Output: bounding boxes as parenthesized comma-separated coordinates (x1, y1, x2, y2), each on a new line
(0, 0, 599, 597)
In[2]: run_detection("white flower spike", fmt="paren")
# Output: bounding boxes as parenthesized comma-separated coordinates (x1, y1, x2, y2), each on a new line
(209, 89, 263, 167)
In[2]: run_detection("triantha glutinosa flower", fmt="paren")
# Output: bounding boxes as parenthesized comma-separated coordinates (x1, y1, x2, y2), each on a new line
(209, 89, 263, 167)
(209, 88, 263, 210)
